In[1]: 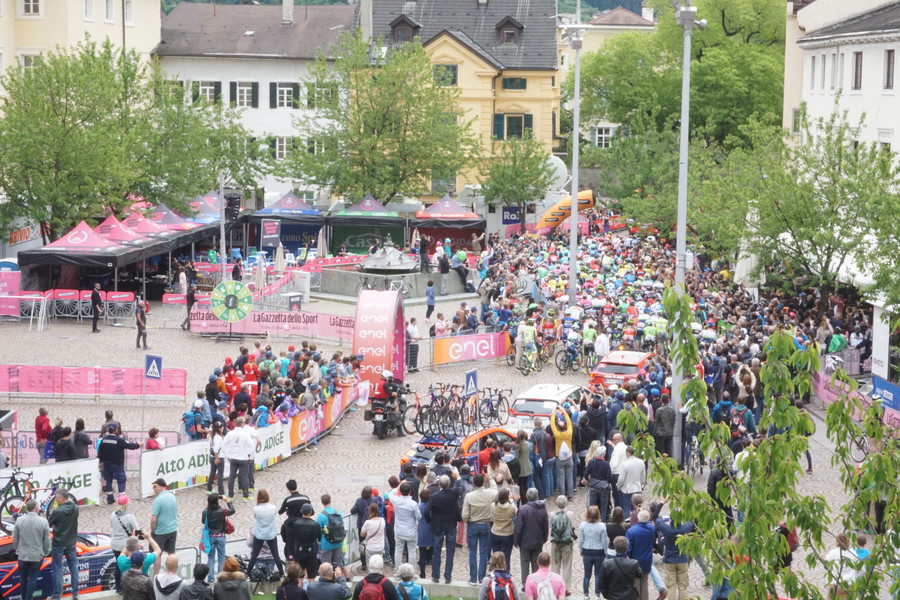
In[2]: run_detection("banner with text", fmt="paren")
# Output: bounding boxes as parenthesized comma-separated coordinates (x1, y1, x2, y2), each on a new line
(254, 420, 292, 470)
(190, 309, 354, 341)
(433, 332, 510, 365)
(353, 290, 405, 396)
(0, 271, 21, 317)
(0, 364, 187, 397)
(812, 370, 900, 429)
(260, 219, 282, 249)
(1, 458, 100, 506)
(140, 440, 210, 498)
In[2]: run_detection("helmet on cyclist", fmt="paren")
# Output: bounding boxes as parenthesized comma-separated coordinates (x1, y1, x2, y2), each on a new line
(526, 319, 535, 326)
(382, 370, 394, 380)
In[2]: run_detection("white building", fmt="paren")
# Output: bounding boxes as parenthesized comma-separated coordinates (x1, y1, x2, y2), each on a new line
(785, 0, 899, 150)
(153, 1, 357, 204)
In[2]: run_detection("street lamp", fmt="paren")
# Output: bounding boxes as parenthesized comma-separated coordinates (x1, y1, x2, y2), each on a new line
(566, 1, 586, 306)
(670, 0, 705, 465)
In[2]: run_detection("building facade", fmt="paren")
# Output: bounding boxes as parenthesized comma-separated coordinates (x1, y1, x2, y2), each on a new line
(154, 1, 357, 202)
(784, 0, 898, 150)
(360, 0, 561, 196)
(0, 0, 160, 88)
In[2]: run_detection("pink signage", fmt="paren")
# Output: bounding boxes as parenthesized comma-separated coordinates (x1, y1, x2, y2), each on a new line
(0, 364, 187, 398)
(432, 332, 510, 365)
(812, 370, 900, 429)
(352, 290, 405, 398)
(0, 271, 21, 316)
(190, 309, 355, 341)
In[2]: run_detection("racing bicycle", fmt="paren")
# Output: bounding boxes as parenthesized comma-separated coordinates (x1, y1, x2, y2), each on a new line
(518, 344, 543, 376)
(0, 476, 77, 535)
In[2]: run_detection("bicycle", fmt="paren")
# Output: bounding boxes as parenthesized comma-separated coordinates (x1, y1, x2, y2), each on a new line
(849, 428, 871, 463)
(478, 388, 511, 428)
(505, 345, 517, 367)
(356, 274, 380, 295)
(0, 466, 34, 502)
(518, 344, 542, 376)
(555, 345, 581, 375)
(685, 435, 703, 478)
(387, 279, 411, 299)
(0, 476, 77, 535)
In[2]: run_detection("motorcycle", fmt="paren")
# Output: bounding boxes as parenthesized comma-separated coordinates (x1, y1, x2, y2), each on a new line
(364, 377, 409, 439)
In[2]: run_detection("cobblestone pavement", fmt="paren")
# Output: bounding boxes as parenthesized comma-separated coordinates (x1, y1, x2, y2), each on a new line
(0, 295, 865, 598)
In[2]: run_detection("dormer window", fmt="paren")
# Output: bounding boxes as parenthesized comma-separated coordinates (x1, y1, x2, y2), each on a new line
(495, 16, 523, 44)
(390, 14, 421, 43)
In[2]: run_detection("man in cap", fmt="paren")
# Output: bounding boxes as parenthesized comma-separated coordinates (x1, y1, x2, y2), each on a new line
(150, 479, 178, 576)
(121, 551, 154, 600)
(282, 502, 322, 579)
(97, 424, 142, 505)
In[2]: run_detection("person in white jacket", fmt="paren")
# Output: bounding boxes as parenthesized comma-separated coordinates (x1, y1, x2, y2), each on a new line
(221, 418, 254, 500)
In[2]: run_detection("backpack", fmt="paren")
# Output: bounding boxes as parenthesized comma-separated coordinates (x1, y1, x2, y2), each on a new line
(429, 324, 436, 337)
(786, 526, 799, 552)
(714, 403, 731, 424)
(359, 578, 386, 600)
(323, 510, 346, 544)
(535, 571, 556, 600)
(487, 570, 514, 600)
(182, 410, 200, 440)
(550, 511, 573, 544)
(729, 407, 748, 437)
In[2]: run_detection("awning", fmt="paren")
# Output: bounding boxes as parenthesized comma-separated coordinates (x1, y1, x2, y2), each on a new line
(247, 191, 325, 225)
(17, 221, 169, 268)
(411, 194, 485, 229)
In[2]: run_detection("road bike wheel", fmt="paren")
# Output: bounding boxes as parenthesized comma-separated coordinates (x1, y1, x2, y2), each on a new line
(506, 346, 517, 367)
(535, 353, 543, 372)
(0, 495, 26, 535)
(849, 433, 869, 463)
(555, 351, 569, 376)
(496, 397, 510, 425)
(477, 399, 495, 429)
(403, 406, 418, 436)
(518, 356, 531, 376)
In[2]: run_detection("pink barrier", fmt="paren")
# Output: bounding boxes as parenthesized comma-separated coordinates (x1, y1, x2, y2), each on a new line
(53, 289, 81, 301)
(812, 370, 900, 429)
(0, 364, 187, 398)
(107, 291, 135, 302)
(189, 309, 355, 340)
(0, 271, 22, 316)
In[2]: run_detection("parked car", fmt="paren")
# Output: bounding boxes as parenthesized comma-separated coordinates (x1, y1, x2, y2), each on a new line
(589, 350, 656, 391)
(400, 426, 516, 471)
(508, 384, 591, 432)
(0, 531, 117, 599)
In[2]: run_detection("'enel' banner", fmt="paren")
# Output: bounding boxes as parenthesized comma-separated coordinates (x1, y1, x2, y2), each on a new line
(352, 290, 405, 396)
(432, 332, 510, 365)
(190, 309, 355, 341)
(0, 364, 187, 397)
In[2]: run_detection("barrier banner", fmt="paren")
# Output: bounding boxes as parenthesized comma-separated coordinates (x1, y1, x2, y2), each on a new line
(0, 364, 187, 397)
(353, 290, 405, 397)
(253, 420, 291, 470)
(1, 458, 101, 506)
(0, 271, 21, 316)
(433, 332, 510, 365)
(812, 371, 900, 429)
(190, 309, 354, 341)
(140, 441, 210, 498)
(287, 383, 358, 449)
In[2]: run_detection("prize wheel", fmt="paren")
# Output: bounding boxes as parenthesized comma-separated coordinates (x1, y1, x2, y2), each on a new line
(210, 280, 253, 322)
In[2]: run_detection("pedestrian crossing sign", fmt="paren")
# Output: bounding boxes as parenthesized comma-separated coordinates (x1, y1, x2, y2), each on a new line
(465, 369, 478, 398)
(145, 354, 162, 380)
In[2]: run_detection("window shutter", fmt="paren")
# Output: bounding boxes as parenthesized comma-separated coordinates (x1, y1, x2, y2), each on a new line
(229, 82, 237, 105)
(270, 82, 278, 108)
(213, 82, 222, 103)
(251, 83, 259, 108)
(524, 114, 533, 133)
(269, 137, 277, 159)
(191, 81, 200, 104)
(501, 78, 510, 90)
(291, 83, 300, 108)
(306, 83, 315, 108)
(493, 114, 505, 140)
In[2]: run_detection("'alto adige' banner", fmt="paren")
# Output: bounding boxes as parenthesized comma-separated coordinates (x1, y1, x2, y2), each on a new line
(1, 458, 101, 506)
(433, 332, 510, 365)
(190, 309, 355, 341)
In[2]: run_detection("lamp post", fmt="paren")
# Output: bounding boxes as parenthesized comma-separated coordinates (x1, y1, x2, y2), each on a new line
(670, 0, 705, 465)
(567, 2, 585, 306)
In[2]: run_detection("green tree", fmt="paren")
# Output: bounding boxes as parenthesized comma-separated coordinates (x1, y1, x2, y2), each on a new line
(574, 0, 784, 145)
(617, 286, 900, 600)
(478, 134, 555, 233)
(281, 29, 479, 204)
(0, 38, 265, 239)
(708, 109, 899, 305)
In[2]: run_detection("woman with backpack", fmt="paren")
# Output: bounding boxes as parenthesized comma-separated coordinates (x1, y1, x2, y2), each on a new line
(203, 492, 235, 582)
(478, 552, 519, 600)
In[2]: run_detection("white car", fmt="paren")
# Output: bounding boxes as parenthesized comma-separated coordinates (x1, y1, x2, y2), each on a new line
(508, 383, 591, 432)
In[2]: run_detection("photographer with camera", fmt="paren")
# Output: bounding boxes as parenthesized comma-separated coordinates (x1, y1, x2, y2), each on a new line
(116, 530, 162, 580)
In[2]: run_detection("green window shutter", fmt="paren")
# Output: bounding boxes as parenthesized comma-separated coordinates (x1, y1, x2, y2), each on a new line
(493, 114, 505, 140)
(229, 82, 237, 105)
(292, 83, 300, 108)
(270, 82, 278, 108)
(191, 81, 200, 104)
(524, 114, 533, 133)
(213, 82, 222, 103)
(501, 78, 509, 90)
(269, 137, 277, 159)
(251, 83, 259, 108)
(306, 83, 315, 108)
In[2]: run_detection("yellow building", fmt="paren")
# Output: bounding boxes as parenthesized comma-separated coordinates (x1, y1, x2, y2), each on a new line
(0, 0, 160, 88)
(359, 0, 562, 197)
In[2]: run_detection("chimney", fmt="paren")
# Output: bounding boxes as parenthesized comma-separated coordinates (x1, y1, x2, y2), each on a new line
(283, 0, 294, 24)
(641, 1, 654, 22)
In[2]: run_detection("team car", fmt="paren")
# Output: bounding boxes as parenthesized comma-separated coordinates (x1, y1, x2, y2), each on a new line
(508, 384, 593, 432)
(0, 531, 117, 599)
(589, 350, 656, 390)
(400, 426, 516, 471)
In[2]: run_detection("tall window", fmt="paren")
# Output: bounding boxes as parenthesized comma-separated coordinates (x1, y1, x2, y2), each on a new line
(493, 113, 532, 140)
(273, 137, 293, 160)
(791, 109, 802, 135)
(20, 54, 39, 69)
(307, 138, 328, 155)
(594, 127, 614, 148)
(431, 170, 457, 194)
(810, 55, 816, 90)
(306, 83, 337, 110)
(820, 54, 826, 89)
(885, 49, 895, 90)
(124, 0, 133, 23)
(830, 52, 837, 90)
(838, 53, 845, 90)
(22, 0, 40, 15)
(84, 0, 93, 20)
(234, 82, 255, 107)
(433, 64, 458, 86)
(105, 0, 114, 21)
(505, 115, 524, 139)
(271, 82, 299, 108)
(852, 51, 863, 90)
(197, 81, 219, 103)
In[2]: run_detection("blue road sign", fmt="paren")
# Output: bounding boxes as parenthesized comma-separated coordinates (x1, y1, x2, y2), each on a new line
(145, 354, 163, 380)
